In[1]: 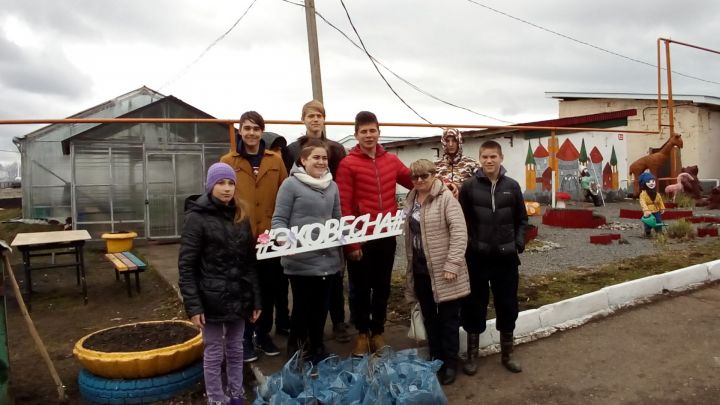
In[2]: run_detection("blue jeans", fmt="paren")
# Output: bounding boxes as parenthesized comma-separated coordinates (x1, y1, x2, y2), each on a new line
(643, 212, 663, 234)
(203, 319, 245, 402)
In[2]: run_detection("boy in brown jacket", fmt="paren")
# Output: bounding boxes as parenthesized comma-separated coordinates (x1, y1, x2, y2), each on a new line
(221, 111, 288, 362)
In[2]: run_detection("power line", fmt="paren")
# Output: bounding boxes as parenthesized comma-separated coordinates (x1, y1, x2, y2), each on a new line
(158, 0, 259, 91)
(337, 0, 432, 124)
(465, 0, 720, 86)
(280, 0, 511, 123)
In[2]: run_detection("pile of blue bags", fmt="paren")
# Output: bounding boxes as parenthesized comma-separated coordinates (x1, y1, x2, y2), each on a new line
(253, 348, 447, 405)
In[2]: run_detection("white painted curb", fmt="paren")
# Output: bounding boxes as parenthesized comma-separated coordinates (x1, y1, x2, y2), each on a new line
(708, 260, 720, 281)
(457, 260, 716, 355)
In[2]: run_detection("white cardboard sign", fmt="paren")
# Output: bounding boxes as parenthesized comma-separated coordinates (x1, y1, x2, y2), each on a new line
(255, 210, 405, 260)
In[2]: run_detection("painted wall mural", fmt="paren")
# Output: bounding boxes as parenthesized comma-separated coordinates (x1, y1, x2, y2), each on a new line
(522, 133, 627, 199)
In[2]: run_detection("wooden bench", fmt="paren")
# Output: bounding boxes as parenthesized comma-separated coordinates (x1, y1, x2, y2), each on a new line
(104, 251, 146, 297)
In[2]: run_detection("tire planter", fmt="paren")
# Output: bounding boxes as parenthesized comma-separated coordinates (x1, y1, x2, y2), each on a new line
(78, 361, 203, 404)
(74, 320, 203, 379)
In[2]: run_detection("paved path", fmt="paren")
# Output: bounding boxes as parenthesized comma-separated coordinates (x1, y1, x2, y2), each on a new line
(443, 284, 720, 404)
(140, 242, 720, 404)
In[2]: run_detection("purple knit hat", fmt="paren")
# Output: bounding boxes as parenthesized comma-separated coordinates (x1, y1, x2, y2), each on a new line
(206, 162, 236, 192)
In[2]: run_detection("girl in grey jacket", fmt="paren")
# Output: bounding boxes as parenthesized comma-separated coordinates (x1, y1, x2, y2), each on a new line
(271, 138, 343, 362)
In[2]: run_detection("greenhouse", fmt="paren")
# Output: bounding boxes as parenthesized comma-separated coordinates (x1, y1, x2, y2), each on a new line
(13, 87, 230, 239)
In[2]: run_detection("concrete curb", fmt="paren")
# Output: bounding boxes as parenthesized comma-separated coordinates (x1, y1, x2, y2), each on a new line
(460, 259, 716, 355)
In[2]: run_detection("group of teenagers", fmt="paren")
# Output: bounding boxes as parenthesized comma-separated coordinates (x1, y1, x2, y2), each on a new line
(178, 100, 529, 404)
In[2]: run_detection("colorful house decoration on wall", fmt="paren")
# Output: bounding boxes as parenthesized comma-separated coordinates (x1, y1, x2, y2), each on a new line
(534, 141, 550, 191)
(525, 143, 536, 192)
(605, 146, 619, 190)
(589, 146, 603, 182)
(557, 139, 581, 197)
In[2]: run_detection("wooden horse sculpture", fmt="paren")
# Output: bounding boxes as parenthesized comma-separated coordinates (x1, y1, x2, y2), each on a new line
(628, 133, 683, 195)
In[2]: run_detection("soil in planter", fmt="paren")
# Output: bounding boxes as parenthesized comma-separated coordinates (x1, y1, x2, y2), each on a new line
(83, 323, 199, 353)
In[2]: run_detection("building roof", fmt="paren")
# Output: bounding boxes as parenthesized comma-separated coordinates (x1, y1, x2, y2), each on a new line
(14, 86, 165, 144)
(534, 142, 549, 158)
(58, 94, 227, 154)
(557, 139, 580, 161)
(545, 92, 720, 108)
(381, 109, 637, 148)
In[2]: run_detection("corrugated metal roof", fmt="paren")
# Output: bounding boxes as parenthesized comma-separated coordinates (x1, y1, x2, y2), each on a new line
(545, 91, 720, 107)
(382, 109, 637, 148)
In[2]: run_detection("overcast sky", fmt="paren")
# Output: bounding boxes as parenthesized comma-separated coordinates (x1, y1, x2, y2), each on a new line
(2, 0, 719, 164)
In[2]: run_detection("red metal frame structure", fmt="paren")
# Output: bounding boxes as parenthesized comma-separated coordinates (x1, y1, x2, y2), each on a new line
(657, 38, 720, 177)
(0, 117, 656, 152)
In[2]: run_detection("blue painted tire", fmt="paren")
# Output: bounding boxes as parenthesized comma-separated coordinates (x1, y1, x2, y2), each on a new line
(78, 361, 203, 404)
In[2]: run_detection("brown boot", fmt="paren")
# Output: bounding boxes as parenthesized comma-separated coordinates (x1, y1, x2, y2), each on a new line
(371, 334, 386, 354)
(500, 332, 522, 373)
(352, 333, 371, 357)
(462, 333, 479, 376)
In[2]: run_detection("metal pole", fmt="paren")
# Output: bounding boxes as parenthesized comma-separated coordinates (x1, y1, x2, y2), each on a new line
(664, 40, 679, 177)
(657, 39, 663, 134)
(304, 0, 324, 103)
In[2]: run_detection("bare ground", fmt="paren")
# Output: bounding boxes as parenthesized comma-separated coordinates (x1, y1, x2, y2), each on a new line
(2, 201, 720, 404)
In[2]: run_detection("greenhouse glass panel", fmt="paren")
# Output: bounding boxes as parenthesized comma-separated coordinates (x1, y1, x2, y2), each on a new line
(29, 142, 71, 186)
(146, 154, 175, 237)
(111, 146, 144, 186)
(196, 123, 231, 144)
(29, 185, 70, 219)
(76, 185, 111, 223)
(205, 146, 229, 170)
(75, 147, 110, 185)
(112, 184, 145, 222)
(175, 153, 204, 232)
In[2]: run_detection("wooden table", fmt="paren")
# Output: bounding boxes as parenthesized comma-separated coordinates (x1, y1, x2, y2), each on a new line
(11, 230, 91, 309)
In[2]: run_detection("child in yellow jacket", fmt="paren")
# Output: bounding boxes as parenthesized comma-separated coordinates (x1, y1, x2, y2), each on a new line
(638, 172, 665, 237)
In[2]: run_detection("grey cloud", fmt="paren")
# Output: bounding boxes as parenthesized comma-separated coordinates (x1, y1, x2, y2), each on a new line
(0, 37, 91, 98)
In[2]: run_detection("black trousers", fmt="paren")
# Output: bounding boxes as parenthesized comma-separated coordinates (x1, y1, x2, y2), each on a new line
(328, 268, 346, 326)
(244, 257, 285, 341)
(461, 253, 519, 334)
(584, 189, 601, 206)
(414, 273, 461, 367)
(347, 237, 396, 335)
(288, 274, 332, 352)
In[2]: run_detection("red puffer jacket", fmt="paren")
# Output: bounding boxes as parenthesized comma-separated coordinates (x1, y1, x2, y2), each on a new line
(336, 144, 413, 252)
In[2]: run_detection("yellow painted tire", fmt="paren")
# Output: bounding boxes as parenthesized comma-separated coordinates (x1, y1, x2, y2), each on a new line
(73, 320, 203, 379)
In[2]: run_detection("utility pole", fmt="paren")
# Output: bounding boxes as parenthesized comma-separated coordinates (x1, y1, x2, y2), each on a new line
(304, 0, 323, 103)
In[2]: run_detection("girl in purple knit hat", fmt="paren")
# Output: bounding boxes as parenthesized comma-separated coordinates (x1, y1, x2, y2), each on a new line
(179, 162, 261, 405)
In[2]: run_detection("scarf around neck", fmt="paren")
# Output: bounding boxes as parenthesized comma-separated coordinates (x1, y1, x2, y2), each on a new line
(293, 165, 333, 190)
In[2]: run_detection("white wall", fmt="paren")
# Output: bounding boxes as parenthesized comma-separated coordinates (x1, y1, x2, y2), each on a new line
(386, 129, 629, 193)
(557, 99, 720, 180)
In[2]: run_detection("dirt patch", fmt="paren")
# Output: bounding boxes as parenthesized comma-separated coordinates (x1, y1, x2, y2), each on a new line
(3, 241, 188, 403)
(83, 323, 199, 353)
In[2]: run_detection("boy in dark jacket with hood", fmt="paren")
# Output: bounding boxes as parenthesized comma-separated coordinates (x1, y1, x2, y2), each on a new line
(286, 100, 352, 343)
(458, 140, 528, 376)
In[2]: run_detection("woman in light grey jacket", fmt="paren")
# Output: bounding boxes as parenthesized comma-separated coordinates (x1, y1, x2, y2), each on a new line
(272, 138, 343, 362)
(403, 159, 470, 386)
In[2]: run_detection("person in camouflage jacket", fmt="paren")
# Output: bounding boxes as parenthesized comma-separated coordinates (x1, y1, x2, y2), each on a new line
(434, 128, 481, 192)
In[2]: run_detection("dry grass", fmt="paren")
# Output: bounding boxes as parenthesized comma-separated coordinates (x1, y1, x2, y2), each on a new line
(666, 218, 695, 239)
(389, 238, 720, 321)
(674, 192, 696, 208)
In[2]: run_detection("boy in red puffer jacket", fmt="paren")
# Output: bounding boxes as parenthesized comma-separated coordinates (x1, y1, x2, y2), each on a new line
(335, 111, 413, 357)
